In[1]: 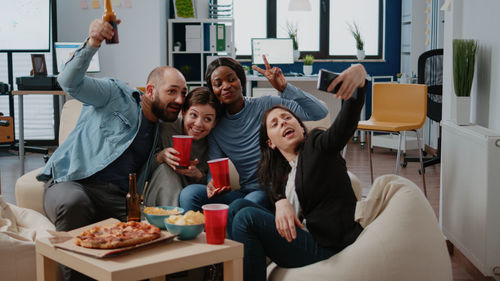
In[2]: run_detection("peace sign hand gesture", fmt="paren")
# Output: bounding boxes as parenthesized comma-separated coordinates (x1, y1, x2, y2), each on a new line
(252, 55, 288, 92)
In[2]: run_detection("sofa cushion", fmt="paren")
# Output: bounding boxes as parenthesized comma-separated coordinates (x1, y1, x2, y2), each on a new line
(15, 167, 45, 215)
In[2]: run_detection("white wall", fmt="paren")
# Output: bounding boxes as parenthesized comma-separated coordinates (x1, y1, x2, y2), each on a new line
(443, 0, 500, 133)
(56, 0, 167, 88)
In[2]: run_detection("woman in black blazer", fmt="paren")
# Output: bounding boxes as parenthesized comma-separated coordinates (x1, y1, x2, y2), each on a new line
(226, 64, 367, 281)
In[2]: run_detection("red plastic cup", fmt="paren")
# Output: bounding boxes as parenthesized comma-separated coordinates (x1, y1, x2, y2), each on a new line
(207, 158, 230, 189)
(202, 203, 229, 244)
(172, 135, 193, 169)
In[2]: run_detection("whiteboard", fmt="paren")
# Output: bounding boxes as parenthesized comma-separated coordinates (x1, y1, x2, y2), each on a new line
(0, 0, 51, 51)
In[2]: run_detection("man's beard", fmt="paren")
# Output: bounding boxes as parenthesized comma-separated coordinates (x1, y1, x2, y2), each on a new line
(151, 99, 179, 122)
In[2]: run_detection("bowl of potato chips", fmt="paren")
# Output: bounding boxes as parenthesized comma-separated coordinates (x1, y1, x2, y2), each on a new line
(164, 210, 205, 240)
(143, 206, 184, 230)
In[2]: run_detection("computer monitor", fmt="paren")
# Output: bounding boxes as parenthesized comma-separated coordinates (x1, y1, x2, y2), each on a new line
(251, 38, 294, 65)
(54, 42, 101, 73)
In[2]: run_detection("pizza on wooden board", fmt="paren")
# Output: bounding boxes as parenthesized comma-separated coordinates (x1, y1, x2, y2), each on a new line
(75, 221, 161, 249)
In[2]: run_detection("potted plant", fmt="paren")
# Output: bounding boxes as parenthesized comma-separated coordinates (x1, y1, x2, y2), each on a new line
(287, 21, 300, 61)
(453, 39, 478, 125)
(348, 21, 365, 60)
(242, 65, 250, 75)
(397, 73, 409, 84)
(174, 41, 182, 52)
(303, 55, 314, 76)
(180, 65, 192, 81)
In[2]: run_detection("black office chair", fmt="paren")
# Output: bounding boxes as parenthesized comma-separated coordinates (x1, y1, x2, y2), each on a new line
(402, 49, 443, 172)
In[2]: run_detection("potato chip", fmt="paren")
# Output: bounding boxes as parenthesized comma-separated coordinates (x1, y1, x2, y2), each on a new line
(144, 207, 181, 216)
(166, 210, 205, 225)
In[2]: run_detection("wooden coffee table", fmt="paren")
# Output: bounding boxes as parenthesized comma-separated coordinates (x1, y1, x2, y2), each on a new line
(36, 233, 243, 281)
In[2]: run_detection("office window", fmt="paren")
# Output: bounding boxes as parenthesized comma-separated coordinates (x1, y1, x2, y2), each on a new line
(234, 0, 267, 56)
(329, 0, 380, 56)
(234, 0, 383, 59)
(276, 0, 320, 52)
(0, 52, 55, 140)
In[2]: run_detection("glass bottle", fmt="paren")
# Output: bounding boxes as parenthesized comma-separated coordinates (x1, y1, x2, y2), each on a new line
(103, 0, 119, 44)
(126, 173, 141, 222)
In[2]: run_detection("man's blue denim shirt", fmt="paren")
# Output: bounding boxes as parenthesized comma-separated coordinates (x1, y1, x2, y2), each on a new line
(37, 42, 158, 194)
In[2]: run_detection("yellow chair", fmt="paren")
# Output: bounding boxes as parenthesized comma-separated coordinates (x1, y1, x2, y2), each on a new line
(357, 83, 428, 196)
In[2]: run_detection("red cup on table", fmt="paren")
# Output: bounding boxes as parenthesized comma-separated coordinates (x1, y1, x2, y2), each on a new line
(202, 203, 229, 244)
(207, 158, 231, 191)
(172, 135, 193, 169)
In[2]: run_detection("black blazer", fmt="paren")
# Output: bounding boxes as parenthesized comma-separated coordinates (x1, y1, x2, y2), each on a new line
(294, 85, 365, 251)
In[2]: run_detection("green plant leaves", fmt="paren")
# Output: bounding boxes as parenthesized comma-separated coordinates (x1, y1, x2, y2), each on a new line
(347, 21, 364, 51)
(453, 39, 477, 97)
(175, 0, 195, 18)
(286, 21, 299, 50)
(303, 55, 314, 65)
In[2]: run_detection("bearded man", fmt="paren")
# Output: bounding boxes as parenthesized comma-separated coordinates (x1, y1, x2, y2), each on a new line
(39, 19, 187, 234)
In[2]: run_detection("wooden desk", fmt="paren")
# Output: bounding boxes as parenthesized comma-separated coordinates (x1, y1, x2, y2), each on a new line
(11, 91, 66, 156)
(36, 233, 243, 281)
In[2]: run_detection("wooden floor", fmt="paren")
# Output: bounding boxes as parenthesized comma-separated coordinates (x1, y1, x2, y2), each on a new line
(0, 143, 495, 280)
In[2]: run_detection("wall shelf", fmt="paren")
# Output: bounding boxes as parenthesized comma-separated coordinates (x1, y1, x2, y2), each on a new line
(168, 18, 235, 88)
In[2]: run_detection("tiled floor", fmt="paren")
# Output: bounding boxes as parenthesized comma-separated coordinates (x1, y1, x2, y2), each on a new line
(0, 142, 495, 280)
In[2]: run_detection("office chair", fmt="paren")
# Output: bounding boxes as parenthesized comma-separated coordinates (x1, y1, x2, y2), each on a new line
(402, 49, 443, 172)
(357, 83, 428, 197)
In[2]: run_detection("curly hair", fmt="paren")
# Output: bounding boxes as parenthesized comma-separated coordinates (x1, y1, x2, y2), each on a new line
(205, 57, 246, 96)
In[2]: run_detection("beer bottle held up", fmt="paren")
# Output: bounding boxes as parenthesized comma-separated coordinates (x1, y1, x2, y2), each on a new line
(103, 0, 119, 44)
(126, 173, 141, 222)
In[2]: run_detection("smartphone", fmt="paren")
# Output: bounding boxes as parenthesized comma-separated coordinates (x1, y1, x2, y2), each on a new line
(317, 69, 342, 93)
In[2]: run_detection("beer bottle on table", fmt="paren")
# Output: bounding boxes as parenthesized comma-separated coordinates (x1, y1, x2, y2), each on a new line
(103, 0, 119, 44)
(126, 173, 141, 222)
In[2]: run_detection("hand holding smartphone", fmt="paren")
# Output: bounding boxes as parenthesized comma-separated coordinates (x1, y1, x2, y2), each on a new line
(317, 69, 342, 93)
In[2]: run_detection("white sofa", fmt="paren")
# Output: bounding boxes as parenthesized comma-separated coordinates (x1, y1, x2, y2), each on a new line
(267, 175, 452, 281)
